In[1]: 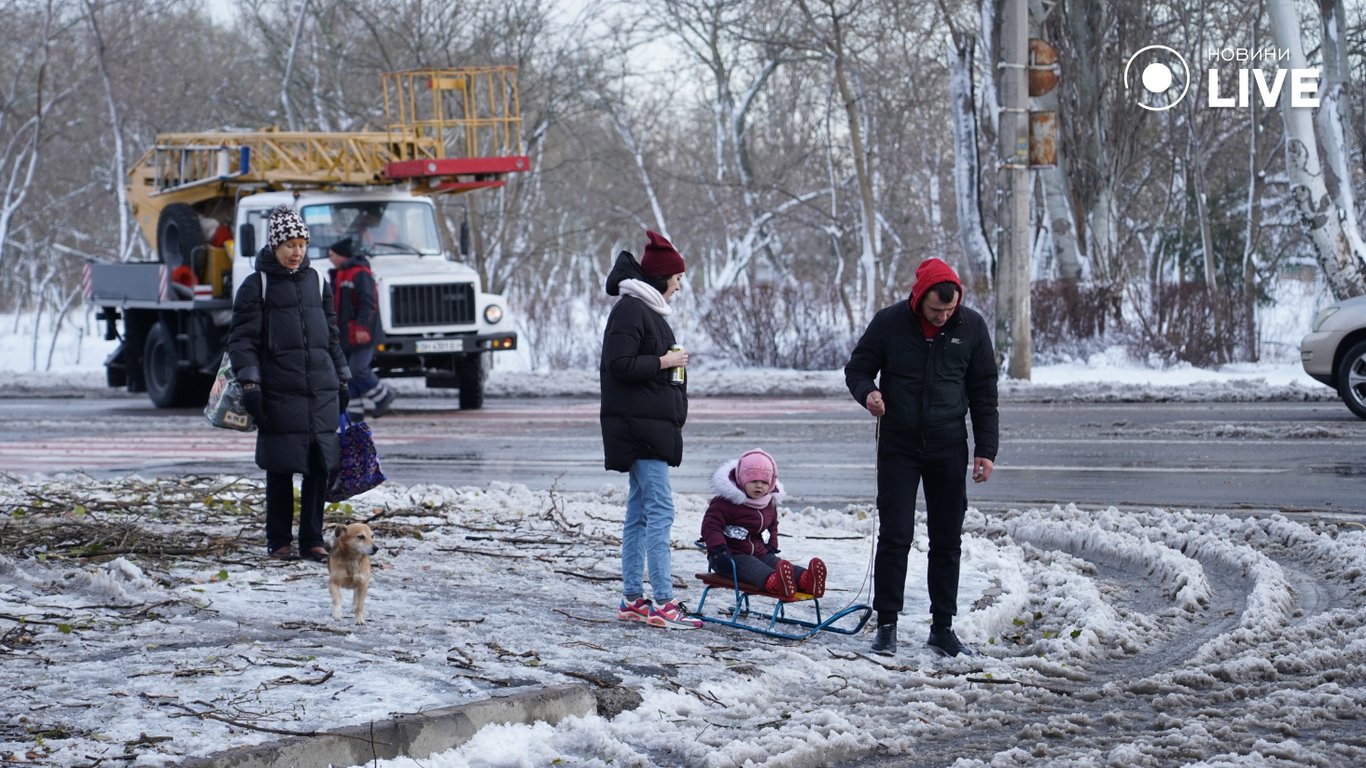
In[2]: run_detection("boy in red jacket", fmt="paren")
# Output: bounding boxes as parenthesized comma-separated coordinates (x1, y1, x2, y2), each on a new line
(700, 449, 827, 598)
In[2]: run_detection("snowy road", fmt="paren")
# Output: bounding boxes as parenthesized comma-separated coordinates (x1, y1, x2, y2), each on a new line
(2, 395, 1363, 516)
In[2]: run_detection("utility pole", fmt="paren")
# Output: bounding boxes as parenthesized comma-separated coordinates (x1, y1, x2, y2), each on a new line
(996, 0, 1032, 379)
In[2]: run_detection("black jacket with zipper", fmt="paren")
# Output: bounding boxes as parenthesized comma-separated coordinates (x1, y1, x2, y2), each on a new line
(599, 250, 688, 471)
(844, 299, 999, 459)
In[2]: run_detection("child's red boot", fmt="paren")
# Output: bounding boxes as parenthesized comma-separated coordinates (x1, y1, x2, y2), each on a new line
(798, 558, 827, 598)
(764, 559, 796, 598)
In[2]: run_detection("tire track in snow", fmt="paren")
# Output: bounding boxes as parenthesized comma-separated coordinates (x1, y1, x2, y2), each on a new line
(850, 508, 1366, 767)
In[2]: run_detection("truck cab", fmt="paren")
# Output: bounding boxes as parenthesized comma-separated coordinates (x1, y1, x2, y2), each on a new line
(234, 191, 515, 409)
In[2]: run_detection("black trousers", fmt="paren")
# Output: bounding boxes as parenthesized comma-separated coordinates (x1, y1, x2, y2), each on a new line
(264, 443, 329, 553)
(708, 551, 809, 587)
(873, 440, 969, 626)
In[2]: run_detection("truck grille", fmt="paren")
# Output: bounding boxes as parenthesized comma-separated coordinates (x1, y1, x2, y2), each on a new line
(389, 283, 475, 328)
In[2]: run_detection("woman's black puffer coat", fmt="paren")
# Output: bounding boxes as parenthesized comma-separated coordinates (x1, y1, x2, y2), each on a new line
(227, 248, 350, 474)
(599, 251, 688, 471)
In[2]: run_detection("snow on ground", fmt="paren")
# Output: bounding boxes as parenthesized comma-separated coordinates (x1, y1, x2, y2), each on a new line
(2, 454, 1364, 766)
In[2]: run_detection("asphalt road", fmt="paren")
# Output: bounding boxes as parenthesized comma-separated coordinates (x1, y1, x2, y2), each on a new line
(3, 395, 1363, 518)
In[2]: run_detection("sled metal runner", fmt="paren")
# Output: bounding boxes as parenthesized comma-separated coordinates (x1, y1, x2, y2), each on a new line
(693, 567, 872, 641)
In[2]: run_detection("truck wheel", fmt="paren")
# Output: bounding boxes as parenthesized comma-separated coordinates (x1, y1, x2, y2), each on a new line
(457, 353, 486, 410)
(1336, 339, 1366, 420)
(144, 322, 197, 408)
(157, 203, 205, 271)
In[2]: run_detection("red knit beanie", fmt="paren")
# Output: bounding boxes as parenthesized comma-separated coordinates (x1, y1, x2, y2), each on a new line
(640, 230, 685, 277)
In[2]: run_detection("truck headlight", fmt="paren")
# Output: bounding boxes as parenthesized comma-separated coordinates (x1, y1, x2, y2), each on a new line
(1311, 305, 1339, 333)
(483, 304, 504, 324)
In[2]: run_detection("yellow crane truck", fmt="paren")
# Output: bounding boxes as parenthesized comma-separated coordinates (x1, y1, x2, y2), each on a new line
(85, 67, 527, 410)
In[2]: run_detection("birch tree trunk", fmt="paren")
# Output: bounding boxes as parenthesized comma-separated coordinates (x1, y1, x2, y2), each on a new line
(945, 35, 994, 293)
(83, 0, 131, 263)
(1027, 0, 1081, 284)
(0, 2, 57, 275)
(1267, 0, 1366, 299)
(797, 0, 880, 321)
(1315, 0, 1362, 252)
(1242, 98, 1265, 362)
(280, 1, 308, 131)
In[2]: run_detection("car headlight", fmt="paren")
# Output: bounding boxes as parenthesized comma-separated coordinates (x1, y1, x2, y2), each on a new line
(483, 304, 504, 324)
(1311, 306, 1339, 332)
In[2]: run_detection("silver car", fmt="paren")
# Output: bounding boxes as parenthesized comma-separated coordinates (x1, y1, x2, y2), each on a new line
(1301, 294, 1366, 419)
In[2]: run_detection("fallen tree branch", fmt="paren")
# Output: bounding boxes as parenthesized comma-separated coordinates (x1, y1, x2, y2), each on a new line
(161, 701, 320, 737)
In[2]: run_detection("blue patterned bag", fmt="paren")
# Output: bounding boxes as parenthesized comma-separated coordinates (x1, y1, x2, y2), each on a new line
(327, 413, 385, 502)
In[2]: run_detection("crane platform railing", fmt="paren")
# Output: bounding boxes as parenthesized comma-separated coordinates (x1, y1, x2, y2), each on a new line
(130, 66, 527, 202)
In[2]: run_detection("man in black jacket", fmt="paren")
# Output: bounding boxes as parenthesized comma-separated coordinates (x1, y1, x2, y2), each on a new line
(327, 238, 395, 417)
(844, 257, 999, 657)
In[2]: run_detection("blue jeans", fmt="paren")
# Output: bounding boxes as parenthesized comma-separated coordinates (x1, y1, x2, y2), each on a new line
(622, 459, 677, 603)
(345, 345, 381, 399)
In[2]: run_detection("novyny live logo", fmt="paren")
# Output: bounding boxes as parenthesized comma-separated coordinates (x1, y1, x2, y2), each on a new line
(1123, 45, 1320, 111)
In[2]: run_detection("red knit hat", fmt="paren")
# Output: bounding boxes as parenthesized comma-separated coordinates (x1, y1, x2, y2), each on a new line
(640, 230, 685, 277)
(909, 258, 962, 312)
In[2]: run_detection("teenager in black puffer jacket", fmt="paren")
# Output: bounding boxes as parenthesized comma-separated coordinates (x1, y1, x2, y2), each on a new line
(228, 204, 350, 562)
(600, 230, 699, 630)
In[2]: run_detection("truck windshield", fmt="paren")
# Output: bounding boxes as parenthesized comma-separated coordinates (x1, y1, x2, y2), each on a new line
(300, 201, 442, 259)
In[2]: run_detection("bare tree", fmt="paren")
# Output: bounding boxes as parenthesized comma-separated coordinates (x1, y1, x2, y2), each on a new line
(0, 0, 65, 277)
(795, 0, 881, 321)
(1268, 0, 1366, 299)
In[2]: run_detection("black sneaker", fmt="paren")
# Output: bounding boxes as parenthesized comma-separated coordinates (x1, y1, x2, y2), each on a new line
(926, 626, 976, 657)
(870, 623, 897, 656)
(371, 385, 396, 418)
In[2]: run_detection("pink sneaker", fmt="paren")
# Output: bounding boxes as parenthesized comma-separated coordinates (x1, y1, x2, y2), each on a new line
(618, 597, 652, 622)
(647, 600, 702, 630)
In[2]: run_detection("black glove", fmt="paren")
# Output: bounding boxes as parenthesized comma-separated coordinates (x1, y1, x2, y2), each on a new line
(241, 382, 264, 423)
(339, 384, 350, 414)
(708, 546, 734, 572)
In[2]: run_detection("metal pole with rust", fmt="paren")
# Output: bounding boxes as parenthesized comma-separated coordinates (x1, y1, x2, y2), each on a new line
(996, 0, 1033, 380)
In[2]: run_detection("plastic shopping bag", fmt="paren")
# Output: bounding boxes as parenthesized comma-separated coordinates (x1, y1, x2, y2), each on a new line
(204, 352, 256, 431)
(327, 412, 386, 502)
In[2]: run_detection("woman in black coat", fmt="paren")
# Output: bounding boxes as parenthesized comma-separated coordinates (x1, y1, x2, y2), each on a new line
(228, 204, 350, 561)
(599, 230, 699, 630)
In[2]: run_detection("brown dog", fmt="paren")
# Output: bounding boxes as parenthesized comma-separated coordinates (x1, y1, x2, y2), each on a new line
(328, 523, 378, 624)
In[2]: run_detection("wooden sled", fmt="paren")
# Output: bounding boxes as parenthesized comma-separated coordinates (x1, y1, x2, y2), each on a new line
(693, 566, 872, 641)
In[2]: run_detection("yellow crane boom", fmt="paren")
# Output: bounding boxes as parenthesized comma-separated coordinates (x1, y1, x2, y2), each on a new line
(127, 67, 528, 247)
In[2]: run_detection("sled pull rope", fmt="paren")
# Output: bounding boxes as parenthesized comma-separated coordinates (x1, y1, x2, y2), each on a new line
(858, 416, 879, 602)
(828, 416, 879, 617)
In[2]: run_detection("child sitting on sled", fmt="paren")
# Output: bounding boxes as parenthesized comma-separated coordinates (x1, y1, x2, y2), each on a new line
(700, 449, 827, 598)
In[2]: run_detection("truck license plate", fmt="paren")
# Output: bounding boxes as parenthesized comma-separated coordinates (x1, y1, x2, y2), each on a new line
(415, 339, 466, 354)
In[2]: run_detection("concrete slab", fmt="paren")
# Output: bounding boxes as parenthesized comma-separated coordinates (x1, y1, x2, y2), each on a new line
(181, 683, 597, 768)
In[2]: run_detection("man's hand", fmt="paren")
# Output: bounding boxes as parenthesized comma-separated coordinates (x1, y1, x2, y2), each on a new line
(864, 390, 886, 417)
(348, 323, 371, 346)
(972, 457, 994, 483)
